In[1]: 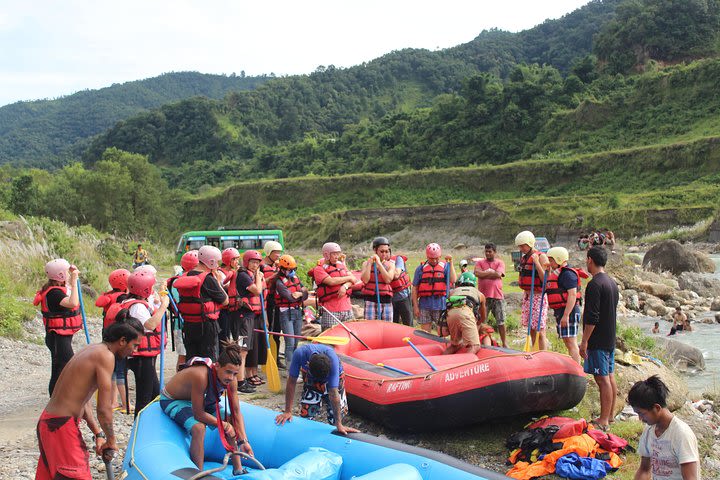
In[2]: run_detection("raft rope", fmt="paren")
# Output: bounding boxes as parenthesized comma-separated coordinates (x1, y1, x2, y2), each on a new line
(187, 451, 266, 480)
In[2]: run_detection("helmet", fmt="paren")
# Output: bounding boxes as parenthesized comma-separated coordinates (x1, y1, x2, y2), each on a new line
(134, 264, 157, 275)
(108, 269, 131, 290)
(425, 243, 442, 259)
(458, 272, 477, 287)
(460, 259, 468, 267)
(127, 270, 156, 298)
(278, 254, 297, 270)
(198, 245, 222, 270)
(322, 242, 342, 260)
(515, 230, 536, 248)
(181, 250, 199, 271)
(45, 258, 71, 282)
(221, 248, 241, 266)
(371, 236, 390, 250)
(242, 250, 262, 268)
(547, 246, 569, 265)
(263, 240, 283, 256)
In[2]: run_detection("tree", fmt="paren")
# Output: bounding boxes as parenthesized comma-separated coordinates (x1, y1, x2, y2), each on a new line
(9, 175, 39, 215)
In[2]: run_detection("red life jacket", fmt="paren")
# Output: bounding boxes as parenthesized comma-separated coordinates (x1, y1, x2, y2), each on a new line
(416, 261, 448, 298)
(390, 255, 411, 293)
(546, 266, 583, 310)
(518, 250, 543, 292)
(33, 286, 83, 335)
(174, 271, 220, 323)
(274, 274, 304, 308)
(95, 289, 125, 318)
(360, 260, 393, 300)
(260, 262, 279, 296)
(240, 270, 266, 314)
(314, 262, 351, 305)
(219, 267, 240, 312)
(102, 298, 162, 356)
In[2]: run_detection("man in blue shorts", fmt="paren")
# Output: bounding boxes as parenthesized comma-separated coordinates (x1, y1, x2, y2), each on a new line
(580, 246, 619, 431)
(545, 247, 582, 363)
(160, 343, 253, 475)
(275, 343, 359, 436)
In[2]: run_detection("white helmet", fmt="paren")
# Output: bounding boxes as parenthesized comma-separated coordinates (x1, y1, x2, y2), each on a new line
(45, 258, 71, 282)
(134, 264, 157, 275)
(263, 240, 283, 256)
(515, 231, 536, 248)
(198, 245, 222, 270)
(547, 247, 569, 265)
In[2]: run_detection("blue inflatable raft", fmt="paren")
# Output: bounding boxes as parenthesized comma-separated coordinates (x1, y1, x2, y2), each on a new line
(122, 399, 508, 479)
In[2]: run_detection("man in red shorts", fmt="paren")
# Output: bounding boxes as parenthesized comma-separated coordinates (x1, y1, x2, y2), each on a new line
(36, 311, 143, 480)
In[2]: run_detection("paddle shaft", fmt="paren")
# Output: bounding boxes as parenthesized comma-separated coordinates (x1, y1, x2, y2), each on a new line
(378, 363, 412, 376)
(536, 271, 549, 332)
(373, 263, 381, 317)
(527, 261, 536, 335)
(404, 338, 438, 371)
(159, 312, 166, 388)
(104, 458, 115, 480)
(77, 279, 90, 344)
(252, 329, 345, 342)
(323, 309, 371, 349)
(260, 291, 281, 393)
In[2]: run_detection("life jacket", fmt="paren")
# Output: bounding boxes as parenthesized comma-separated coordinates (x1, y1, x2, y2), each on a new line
(360, 260, 393, 300)
(33, 286, 83, 335)
(416, 261, 448, 298)
(586, 429, 633, 454)
(219, 267, 240, 312)
(274, 274, 304, 308)
(313, 262, 351, 305)
(95, 289, 125, 318)
(260, 262, 279, 297)
(174, 271, 220, 323)
(239, 270, 266, 315)
(120, 299, 161, 357)
(389, 255, 411, 293)
(546, 266, 584, 310)
(518, 251, 543, 292)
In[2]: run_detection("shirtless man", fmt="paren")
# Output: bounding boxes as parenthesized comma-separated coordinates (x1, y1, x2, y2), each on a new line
(36, 311, 144, 480)
(160, 342, 253, 475)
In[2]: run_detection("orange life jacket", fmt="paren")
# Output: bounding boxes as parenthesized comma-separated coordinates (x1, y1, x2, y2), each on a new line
(219, 267, 240, 312)
(274, 274, 304, 308)
(360, 260, 393, 300)
(416, 261, 448, 298)
(119, 299, 162, 357)
(518, 250, 543, 292)
(33, 286, 83, 335)
(313, 262, 351, 305)
(546, 266, 583, 310)
(390, 255, 411, 293)
(95, 289, 125, 318)
(174, 271, 220, 323)
(239, 270, 266, 314)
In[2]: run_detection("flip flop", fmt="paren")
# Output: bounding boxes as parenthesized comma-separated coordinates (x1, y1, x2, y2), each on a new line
(590, 419, 610, 432)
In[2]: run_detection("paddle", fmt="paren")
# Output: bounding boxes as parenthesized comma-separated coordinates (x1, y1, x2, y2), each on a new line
(322, 309, 371, 350)
(77, 278, 90, 344)
(260, 291, 281, 393)
(523, 261, 536, 352)
(533, 271, 549, 352)
(159, 312, 166, 388)
(402, 337, 438, 371)
(104, 457, 115, 480)
(253, 329, 349, 346)
(373, 262, 381, 319)
(377, 363, 412, 376)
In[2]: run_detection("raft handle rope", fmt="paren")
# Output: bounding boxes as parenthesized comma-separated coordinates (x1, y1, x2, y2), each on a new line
(186, 451, 266, 480)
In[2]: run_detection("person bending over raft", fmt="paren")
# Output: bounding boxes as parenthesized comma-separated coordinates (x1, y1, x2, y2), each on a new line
(443, 283, 489, 355)
(161, 342, 253, 475)
(36, 311, 144, 480)
(276, 344, 360, 436)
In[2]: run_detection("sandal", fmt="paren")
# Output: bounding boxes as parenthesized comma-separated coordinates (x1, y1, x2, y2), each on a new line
(249, 375, 266, 385)
(590, 419, 610, 432)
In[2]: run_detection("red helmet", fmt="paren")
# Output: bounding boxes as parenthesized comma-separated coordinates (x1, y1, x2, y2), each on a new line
(127, 270, 155, 298)
(108, 269, 131, 290)
(222, 248, 241, 266)
(242, 250, 262, 268)
(425, 243, 442, 259)
(198, 245, 222, 270)
(181, 250, 199, 271)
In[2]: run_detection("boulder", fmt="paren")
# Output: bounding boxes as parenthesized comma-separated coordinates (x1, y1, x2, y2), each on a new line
(711, 298, 720, 311)
(614, 361, 688, 412)
(678, 272, 720, 298)
(692, 251, 716, 274)
(623, 290, 640, 311)
(716, 313, 720, 324)
(664, 299, 681, 309)
(453, 243, 467, 250)
(636, 281, 675, 300)
(643, 240, 703, 275)
(656, 337, 706, 371)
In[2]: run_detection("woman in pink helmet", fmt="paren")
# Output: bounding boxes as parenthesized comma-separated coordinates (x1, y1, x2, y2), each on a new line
(33, 259, 82, 395)
(311, 243, 359, 330)
(411, 244, 457, 333)
(235, 249, 266, 393)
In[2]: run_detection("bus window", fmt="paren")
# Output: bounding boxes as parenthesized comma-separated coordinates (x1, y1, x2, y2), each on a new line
(259, 236, 280, 250)
(206, 237, 221, 248)
(240, 239, 257, 250)
(187, 239, 205, 250)
(221, 239, 240, 250)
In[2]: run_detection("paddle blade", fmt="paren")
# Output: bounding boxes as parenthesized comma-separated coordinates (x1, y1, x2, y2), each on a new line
(532, 337, 541, 352)
(311, 335, 350, 346)
(270, 334, 278, 360)
(265, 348, 282, 393)
(523, 334, 533, 353)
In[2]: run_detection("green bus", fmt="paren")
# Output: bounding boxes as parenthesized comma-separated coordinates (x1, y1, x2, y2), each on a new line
(175, 228, 284, 263)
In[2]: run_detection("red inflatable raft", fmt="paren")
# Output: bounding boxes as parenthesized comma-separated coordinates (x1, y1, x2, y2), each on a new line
(323, 321, 587, 431)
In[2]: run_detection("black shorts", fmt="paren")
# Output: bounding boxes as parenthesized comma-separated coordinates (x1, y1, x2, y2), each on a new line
(237, 310, 256, 350)
(182, 321, 219, 362)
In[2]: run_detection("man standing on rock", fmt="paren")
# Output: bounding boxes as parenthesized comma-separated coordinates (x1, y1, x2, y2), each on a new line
(36, 312, 144, 480)
(475, 243, 507, 348)
(580, 246, 619, 430)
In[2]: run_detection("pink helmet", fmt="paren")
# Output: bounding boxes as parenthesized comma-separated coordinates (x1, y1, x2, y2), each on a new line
(45, 258, 71, 282)
(181, 250, 199, 271)
(108, 269, 131, 290)
(134, 264, 157, 275)
(222, 248, 241, 266)
(322, 242, 342, 260)
(425, 243, 442, 259)
(242, 250, 262, 268)
(128, 270, 155, 298)
(198, 245, 222, 270)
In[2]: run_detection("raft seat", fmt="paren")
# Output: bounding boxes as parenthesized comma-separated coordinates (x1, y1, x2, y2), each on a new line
(352, 344, 444, 364)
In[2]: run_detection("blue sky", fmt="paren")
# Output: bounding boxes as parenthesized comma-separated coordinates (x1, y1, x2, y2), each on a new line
(0, 0, 590, 107)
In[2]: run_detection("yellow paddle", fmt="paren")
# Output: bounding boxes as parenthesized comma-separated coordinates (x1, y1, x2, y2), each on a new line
(253, 329, 349, 346)
(260, 292, 281, 393)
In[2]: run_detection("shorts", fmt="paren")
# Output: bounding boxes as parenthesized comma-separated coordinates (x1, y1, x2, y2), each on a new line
(237, 310, 255, 350)
(319, 309, 354, 330)
(160, 394, 217, 434)
(554, 308, 580, 338)
(173, 329, 186, 356)
(447, 306, 480, 347)
(584, 349, 615, 376)
(486, 298, 505, 326)
(299, 373, 348, 425)
(364, 301, 393, 321)
(36, 410, 91, 480)
(418, 309, 443, 325)
(183, 321, 220, 362)
(112, 357, 127, 385)
(521, 291, 547, 331)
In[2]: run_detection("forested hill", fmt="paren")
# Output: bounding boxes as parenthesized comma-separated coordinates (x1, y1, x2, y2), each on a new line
(0, 72, 269, 167)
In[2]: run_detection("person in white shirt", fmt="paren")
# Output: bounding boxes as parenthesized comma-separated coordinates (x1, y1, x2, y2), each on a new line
(629, 375, 700, 480)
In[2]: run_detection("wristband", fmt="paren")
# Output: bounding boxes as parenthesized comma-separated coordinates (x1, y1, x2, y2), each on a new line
(94, 432, 106, 441)
(237, 439, 246, 445)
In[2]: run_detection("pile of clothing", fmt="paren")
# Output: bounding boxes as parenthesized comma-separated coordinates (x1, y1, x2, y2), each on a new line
(505, 417, 633, 479)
